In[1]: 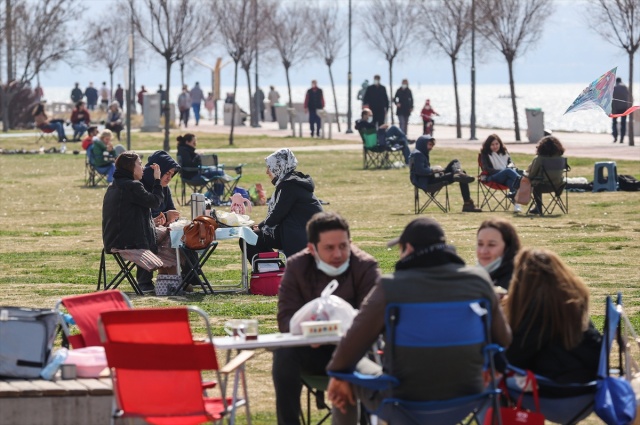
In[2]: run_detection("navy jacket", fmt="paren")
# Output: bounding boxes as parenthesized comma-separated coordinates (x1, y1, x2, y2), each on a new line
(141, 150, 180, 217)
(409, 137, 434, 190)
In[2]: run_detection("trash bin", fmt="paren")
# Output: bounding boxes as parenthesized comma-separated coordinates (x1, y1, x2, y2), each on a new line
(525, 108, 545, 143)
(275, 104, 289, 130)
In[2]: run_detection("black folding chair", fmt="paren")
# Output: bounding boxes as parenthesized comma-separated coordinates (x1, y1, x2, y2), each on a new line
(360, 129, 404, 170)
(414, 182, 450, 214)
(97, 249, 142, 295)
(528, 157, 570, 215)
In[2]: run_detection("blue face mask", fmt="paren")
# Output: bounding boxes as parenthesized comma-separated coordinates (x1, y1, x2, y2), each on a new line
(314, 246, 350, 277)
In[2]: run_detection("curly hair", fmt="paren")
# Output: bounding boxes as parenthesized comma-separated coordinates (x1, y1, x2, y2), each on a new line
(536, 136, 565, 156)
(481, 134, 507, 155)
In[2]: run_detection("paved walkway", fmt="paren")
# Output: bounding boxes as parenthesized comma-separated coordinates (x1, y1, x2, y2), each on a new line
(181, 118, 640, 161)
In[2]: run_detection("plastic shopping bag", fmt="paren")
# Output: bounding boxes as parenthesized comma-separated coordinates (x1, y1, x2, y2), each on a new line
(289, 280, 357, 335)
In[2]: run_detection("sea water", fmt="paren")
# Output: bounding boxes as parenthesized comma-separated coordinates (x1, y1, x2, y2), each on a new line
(42, 83, 638, 135)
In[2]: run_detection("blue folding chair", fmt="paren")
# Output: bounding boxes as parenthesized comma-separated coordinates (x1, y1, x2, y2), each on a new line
(329, 299, 503, 425)
(505, 295, 622, 425)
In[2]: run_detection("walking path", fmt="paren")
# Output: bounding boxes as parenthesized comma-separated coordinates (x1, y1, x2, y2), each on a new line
(181, 118, 640, 161)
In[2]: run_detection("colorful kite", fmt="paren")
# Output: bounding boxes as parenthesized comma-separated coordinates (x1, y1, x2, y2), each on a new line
(564, 67, 639, 118)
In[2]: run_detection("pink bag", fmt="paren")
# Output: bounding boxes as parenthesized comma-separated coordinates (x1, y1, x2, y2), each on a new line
(515, 177, 532, 205)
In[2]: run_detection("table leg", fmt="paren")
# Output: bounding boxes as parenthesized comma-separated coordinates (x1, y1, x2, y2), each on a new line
(242, 238, 249, 293)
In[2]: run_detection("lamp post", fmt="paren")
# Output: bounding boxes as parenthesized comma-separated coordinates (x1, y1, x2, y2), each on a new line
(252, 0, 261, 128)
(346, 0, 353, 134)
(470, 0, 477, 141)
(126, 33, 133, 150)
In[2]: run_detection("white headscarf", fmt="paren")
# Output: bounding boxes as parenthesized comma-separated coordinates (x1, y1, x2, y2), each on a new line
(265, 148, 298, 186)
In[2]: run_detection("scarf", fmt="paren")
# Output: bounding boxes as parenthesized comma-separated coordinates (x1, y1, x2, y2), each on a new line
(266, 148, 298, 187)
(488, 152, 510, 171)
(395, 243, 465, 271)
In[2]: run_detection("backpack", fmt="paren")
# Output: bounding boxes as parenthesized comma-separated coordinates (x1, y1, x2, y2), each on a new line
(618, 175, 640, 191)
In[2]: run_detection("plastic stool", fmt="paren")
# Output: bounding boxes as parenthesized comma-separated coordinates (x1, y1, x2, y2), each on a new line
(593, 162, 618, 192)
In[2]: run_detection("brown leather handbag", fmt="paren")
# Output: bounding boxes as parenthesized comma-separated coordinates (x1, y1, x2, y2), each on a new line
(181, 215, 218, 250)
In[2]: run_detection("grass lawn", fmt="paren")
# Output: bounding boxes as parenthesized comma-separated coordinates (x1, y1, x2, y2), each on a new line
(1, 131, 639, 424)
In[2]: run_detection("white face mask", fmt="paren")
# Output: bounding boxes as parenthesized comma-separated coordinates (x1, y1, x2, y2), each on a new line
(374, 79, 380, 85)
(315, 255, 350, 277)
(366, 116, 373, 123)
(402, 84, 408, 89)
(478, 256, 502, 274)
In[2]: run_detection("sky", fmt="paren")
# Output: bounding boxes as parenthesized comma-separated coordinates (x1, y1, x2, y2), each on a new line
(39, 0, 638, 91)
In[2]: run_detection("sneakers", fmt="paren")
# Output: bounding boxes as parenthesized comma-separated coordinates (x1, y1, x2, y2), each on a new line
(514, 204, 522, 213)
(529, 207, 541, 215)
(138, 282, 155, 294)
(462, 201, 482, 212)
(453, 173, 475, 184)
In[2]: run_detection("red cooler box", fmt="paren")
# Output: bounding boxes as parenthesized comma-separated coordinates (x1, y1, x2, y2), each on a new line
(249, 252, 286, 296)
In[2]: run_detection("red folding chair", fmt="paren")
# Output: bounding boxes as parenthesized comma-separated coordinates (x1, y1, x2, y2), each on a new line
(477, 153, 512, 212)
(99, 307, 254, 425)
(55, 290, 133, 349)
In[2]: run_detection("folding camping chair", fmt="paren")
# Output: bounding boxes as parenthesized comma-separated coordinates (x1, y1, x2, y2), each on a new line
(99, 307, 254, 425)
(477, 154, 511, 212)
(177, 241, 219, 295)
(528, 156, 570, 215)
(35, 127, 57, 144)
(85, 144, 108, 187)
(359, 129, 404, 170)
(504, 294, 625, 424)
(175, 154, 243, 206)
(55, 290, 132, 349)
(300, 375, 332, 425)
(97, 249, 143, 295)
(328, 299, 503, 425)
(414, 182, 450, 214)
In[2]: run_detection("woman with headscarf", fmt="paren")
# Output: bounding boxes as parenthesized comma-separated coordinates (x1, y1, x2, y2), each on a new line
(244, 148, 323, 261)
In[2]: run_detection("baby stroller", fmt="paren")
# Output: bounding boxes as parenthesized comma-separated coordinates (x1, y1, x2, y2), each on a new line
(249, 252, 286, 296)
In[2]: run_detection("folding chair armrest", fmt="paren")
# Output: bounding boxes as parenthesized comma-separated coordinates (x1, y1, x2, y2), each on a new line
(327, 371, 399, 391)
(219, 350, 255, 375)
(201, 380, 217, 389)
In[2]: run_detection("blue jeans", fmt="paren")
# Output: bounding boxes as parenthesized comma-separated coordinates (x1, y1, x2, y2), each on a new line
(487, 168, 521, 191)
(381, 125, 411, 164)
(612, 116, 627, 142)
(95, 163, 115, 183)
(72, 123, 88, 139)
(40, 120, 67, 142)
(192, 103, 201, 124)
(309, 109, 321, 136)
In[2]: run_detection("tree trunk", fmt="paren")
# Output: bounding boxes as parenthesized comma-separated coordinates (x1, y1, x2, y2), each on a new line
(327, 63, 341, 132)
(451, 56, 461, 139)
(229, 60, 239, 146)
(163, 58, 171, 151)
(109, 69, 114, 106)
(3, 0, 13, 132)
(628, 52, 634, 146)
(243, 66, 255, 128)
(180, 60, 185, 88)
(388, 59, 394, 125)
(507, 59, 521, 141)
(285, 66, 294, 136)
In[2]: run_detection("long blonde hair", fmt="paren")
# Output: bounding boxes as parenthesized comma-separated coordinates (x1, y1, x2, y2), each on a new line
(506, 248, 590, 350)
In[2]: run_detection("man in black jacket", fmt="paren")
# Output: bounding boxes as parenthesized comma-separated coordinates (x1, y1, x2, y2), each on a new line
(355, 108, 411, 164)
(394, 79, 413, 136)
(304, 80, 325, 137)
(362, 74, 389, 126)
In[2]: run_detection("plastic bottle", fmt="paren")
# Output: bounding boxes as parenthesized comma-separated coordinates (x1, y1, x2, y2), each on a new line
(40, 347, 68, 380)
(60, 143, 67, 154)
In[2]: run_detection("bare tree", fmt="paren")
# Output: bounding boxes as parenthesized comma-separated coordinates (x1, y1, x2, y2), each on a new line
(418, 0, 471, 139)
(129, 0, 214, 151)
(212, 0, 254, 145)
(310, 1, 345, 132)
(84, 16, 128, 104)
(476, 0, 553, 142)
(268, 2, 312, 130)
(360, 0, 419, 125)
(2, 0, 80, 131)
(585, 0, 639, 146)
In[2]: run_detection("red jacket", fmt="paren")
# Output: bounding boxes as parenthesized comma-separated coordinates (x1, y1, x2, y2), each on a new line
(71, 108, 90, 125)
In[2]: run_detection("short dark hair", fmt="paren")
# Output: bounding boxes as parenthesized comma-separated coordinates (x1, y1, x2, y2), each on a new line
(536, 135, 565, 156)
(115, 151, 139, 174)
(306, 212, 350, 245)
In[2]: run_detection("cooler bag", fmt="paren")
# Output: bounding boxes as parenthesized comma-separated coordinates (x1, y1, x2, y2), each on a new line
(250, 252, 286, 296)
(0, 306, 58, 378)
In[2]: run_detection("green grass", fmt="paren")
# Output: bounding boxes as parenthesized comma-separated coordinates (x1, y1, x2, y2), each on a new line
(1, 133, 639, 424)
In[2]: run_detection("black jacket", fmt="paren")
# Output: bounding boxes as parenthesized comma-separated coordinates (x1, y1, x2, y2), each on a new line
(141, 150, 179, 217)
(394, 87, 414, 116)
(490, 260, 514, 290)
(102, 169, 164, 253)
(363, 84, 389, 113)
(177, 144, 200, 180)
(261, 171, 323, 257)
(409, 137, 434, 190)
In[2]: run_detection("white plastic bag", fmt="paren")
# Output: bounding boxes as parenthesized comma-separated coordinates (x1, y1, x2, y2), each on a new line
(289, 280, 357, 335)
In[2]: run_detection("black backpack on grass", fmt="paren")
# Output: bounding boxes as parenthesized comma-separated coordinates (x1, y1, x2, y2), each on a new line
(618, 175, 640, 191)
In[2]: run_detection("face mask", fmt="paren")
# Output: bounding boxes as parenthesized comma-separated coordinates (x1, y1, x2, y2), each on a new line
(402, 84, 408, 89)
(478, 257, 502, 274)
(367, 116, 373, 123)
(374, 79, 380, 85)
(314, 246, 350, 277)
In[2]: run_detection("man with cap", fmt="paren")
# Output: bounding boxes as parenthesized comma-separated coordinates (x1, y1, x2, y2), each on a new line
(326, 217, 512, 415)
(410, 134, 482, 212)
(355, 108, 411, 165)
(274, 211, 380, 425)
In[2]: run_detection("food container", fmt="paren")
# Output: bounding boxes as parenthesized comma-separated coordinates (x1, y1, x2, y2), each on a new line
(64, 346, 108, 378)
(300, 320, 342, 338)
